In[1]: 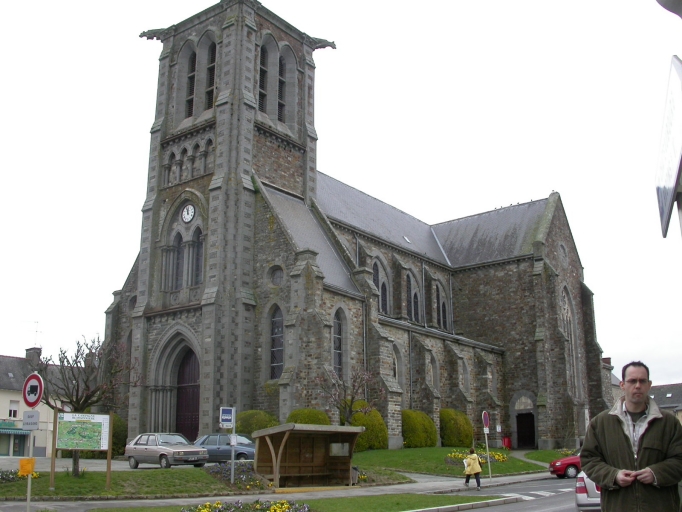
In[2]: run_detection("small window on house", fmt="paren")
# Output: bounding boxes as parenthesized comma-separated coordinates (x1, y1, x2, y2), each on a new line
(205, 43, 217, 110)
(278, 56, 286, 122)
(333, 310, 343, 377)
(186, 52, 197, 118)
(270, 306, 284, 379)
(667, 393, 672, 398)
(9, 400, 19, 418)
(258, 47, 268, 113)
(413, 293, 420, 323)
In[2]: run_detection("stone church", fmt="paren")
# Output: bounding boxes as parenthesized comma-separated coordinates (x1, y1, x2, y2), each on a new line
(104, 0, 614, 450)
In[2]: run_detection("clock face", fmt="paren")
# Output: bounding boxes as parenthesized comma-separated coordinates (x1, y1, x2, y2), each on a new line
(181, 204, 195, 223)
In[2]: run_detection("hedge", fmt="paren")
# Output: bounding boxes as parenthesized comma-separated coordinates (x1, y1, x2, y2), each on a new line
(401, 410, 437, 448)
(286, 408, 331, 425)
(349, 400, 388, 451)
(440, 408, 473, 447)
(236, 410, 279, 435)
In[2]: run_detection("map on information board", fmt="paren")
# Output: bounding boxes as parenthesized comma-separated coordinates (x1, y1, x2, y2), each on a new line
(56, 413, 110, 451)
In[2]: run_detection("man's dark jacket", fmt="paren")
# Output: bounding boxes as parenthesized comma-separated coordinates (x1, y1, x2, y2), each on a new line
(581, 397, 682, 512)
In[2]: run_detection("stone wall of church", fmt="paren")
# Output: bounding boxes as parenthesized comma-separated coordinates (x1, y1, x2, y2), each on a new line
(253, 129, 305, 197)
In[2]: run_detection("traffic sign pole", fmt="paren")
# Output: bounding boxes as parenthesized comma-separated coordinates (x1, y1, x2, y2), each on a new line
(482, 411, 492, 483)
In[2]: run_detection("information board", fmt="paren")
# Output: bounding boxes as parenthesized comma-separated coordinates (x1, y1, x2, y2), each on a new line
(56, 413, 110, 451)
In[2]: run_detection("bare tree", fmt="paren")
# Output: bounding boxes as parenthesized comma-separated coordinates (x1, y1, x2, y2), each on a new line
(314, 366, 386, 426)
(33, 337, 137, 476)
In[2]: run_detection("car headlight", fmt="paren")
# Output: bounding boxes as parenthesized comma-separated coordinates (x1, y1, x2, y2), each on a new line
(176, 451, 184, 456)
(555, 462, 562, 466)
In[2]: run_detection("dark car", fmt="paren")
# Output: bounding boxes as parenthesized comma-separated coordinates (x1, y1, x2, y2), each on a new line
(549, 450, 581, 478)
(125, 433, 208, 469)
(576, 471, 601, 511)
(194, 433, 256, 462)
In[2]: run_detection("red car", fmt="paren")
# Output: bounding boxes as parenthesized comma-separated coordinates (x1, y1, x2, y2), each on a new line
(549, 450, 581, 478)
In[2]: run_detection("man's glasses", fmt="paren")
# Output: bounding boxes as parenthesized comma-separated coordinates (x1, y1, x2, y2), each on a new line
(624, 378, 649, 385)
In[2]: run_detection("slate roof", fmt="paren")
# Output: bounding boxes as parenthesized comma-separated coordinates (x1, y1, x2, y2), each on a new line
(316, 173, 450, 265)
(264, 185, 359, 294)
(317, 172, 557, 269)
(0, 355, 33, 392)
(650, 383, 682, 412)
(432, 197, 553, 268)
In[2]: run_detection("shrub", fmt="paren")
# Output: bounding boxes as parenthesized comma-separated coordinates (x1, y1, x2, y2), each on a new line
(236, 410, 279, 436)
(440, 408, 473, 447)
(286, 408, 331, 425)
(349, 400, 388, 452)
(401, 410, 437, 448)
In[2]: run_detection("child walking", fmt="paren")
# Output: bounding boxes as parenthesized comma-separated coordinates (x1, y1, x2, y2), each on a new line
(464, 447, 482, 490)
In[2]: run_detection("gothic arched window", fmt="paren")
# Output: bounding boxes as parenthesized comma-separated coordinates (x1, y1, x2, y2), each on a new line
(205, 43, 216, 110)
(192, 228, 203, 286)
(372, 262, 379, 288)
(173, 233, 184, 291)
(406, 274, 413, 321)
(436, 284, 448, 330)
(333, 310, 343, 378)
(381, 283, 388, 314)
(185, 51, 197, 118)
(412, 292, 420, 323)
(258, 47, 268, 113)
(270, 306, 284, 379)
(278, 56, 286, 122)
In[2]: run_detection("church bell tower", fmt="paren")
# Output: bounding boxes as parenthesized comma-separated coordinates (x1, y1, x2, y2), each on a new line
(116, 0, 333, 440)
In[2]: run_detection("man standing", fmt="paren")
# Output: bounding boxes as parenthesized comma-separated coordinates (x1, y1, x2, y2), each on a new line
(581, 361, 682, 511)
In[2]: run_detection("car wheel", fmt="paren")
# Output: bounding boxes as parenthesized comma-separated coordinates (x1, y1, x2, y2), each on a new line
(160, 455, 171, 469)
(128, 457, 139, 469)
(237, 454, 247, 461)
(565, 465, 578, 478)
(194, 463, 205, 467)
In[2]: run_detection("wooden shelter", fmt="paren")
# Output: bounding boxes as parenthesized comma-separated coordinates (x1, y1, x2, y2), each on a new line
(252, 423, 365, 488)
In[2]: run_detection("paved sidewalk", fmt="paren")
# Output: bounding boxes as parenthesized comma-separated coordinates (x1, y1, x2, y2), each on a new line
(0, 454, 553, 512)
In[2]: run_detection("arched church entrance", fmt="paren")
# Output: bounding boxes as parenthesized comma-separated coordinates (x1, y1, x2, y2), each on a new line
(176, 350, 199, 442)
(516, 413, 535, 448)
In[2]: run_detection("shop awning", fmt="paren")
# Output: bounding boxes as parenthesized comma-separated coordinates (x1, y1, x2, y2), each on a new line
(0, 429, 30, 435)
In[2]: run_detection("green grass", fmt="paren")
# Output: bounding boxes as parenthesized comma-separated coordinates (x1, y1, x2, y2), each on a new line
(352, 447, 544, 476)
(90, 494, 499, 512)
(524, 449, 577, 464)
(0, 469, 228, 498)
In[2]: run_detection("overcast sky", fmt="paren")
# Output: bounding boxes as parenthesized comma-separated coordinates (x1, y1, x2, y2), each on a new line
(1, 0, 680, 386)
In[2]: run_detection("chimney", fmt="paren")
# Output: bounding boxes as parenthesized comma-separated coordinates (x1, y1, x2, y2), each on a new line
(25, 347, 42, 367)
(601, 357, 611, 365)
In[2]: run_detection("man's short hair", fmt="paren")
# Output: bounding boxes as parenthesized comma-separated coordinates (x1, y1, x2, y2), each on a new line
(622, 361, 650, 382)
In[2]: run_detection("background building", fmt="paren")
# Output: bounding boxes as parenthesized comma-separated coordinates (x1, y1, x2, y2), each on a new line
(105, 0, 613, 449)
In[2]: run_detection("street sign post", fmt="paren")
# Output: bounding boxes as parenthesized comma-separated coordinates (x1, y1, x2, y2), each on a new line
(219, 406, 237, 483)
(481, 411, 492, 483)
(22, 373, 43, 512)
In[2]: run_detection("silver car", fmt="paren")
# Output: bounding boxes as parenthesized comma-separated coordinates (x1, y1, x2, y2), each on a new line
(575, 471, 601, 511)
(125, 433, 209, 469)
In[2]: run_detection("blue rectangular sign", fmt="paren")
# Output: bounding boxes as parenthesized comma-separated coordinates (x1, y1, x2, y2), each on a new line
(220, 407, 234, 428)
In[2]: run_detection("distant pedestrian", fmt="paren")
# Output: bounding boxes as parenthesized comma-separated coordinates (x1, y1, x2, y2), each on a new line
(464, 447, 482, 490)
(581, 361, 682, 512)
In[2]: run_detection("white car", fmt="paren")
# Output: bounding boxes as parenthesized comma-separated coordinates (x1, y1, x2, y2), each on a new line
(575, 471, 601, 511)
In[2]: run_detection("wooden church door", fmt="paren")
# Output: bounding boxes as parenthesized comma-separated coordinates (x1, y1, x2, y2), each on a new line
(176, 351, 200, 442)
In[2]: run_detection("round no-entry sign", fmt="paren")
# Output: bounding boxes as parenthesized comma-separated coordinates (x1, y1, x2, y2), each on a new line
(22, 373, 44, 409)
(482, 410, 490, 429)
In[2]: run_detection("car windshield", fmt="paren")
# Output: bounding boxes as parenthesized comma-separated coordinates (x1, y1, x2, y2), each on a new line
(158, 434, 190, 445)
